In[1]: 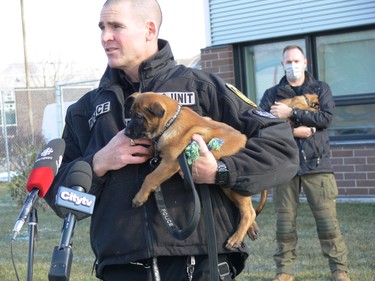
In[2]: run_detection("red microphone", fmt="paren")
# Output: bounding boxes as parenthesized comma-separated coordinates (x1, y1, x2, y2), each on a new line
(12, 138, 66, 240)
(25, 138, 65, 197)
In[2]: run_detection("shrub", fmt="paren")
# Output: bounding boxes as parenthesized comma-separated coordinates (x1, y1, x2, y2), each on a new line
(7, 134, 49, 211)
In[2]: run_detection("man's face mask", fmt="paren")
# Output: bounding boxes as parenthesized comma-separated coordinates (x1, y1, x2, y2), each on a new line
(284, 62, 304, 82)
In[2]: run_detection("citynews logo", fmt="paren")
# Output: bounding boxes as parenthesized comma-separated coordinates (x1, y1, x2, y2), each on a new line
(41, 147, 54, 157)
(59, 190, 94, 207)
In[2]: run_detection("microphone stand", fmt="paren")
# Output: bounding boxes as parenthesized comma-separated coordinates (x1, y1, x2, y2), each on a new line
(48, 213, 75, 281)
(27, 207, 38, 281)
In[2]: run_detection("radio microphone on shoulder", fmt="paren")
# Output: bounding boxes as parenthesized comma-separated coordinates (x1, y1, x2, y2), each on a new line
(48, 160, 95, 281)
(11, 138, 65, 241)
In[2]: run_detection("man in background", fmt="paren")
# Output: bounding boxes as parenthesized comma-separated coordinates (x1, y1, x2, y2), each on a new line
(259, 45, 351, 281)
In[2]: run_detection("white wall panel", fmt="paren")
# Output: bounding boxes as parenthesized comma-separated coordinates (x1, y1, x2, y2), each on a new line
(208, 0, 375, 45)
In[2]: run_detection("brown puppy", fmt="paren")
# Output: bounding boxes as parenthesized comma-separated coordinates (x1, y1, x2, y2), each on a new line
(279, 93, 319, 111)
(125, 92, 267, 249)
(278, 93, 319, 125)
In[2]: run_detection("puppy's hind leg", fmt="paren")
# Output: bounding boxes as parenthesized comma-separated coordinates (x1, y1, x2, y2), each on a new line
(222, 190, 255, 250)
(247, 190, 267, 240)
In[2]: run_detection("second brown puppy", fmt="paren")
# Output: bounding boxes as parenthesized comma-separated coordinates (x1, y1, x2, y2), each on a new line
(279, 93, 319, 111)
(278, 93, 319, 125)
(125, 92, 267, 249)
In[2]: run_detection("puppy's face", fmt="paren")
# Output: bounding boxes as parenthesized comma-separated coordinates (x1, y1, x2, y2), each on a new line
(285, 94, 319, 111)
(304, 94, 320, 110)
(124, 93, 166, 139)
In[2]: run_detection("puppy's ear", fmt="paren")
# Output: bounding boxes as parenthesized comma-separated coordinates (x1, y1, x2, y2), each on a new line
(147, 102, 165, 118)
(125, 92, 140, 112)
(125, 92, 140, 103)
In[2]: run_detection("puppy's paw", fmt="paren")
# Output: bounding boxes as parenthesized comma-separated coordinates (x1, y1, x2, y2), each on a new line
(247, 222, 260, 241)
(225, 240, 243, 250)
(132, 193, 146, 208)
(225, 234, 244, 250)
(247, 230, 259, 241)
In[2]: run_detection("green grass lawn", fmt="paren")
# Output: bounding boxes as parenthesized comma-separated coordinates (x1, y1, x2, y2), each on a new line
(1, 185, 374, 281)
(238, 198, 375, 281)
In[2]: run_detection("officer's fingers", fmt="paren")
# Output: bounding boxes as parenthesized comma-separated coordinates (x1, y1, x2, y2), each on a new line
(192, 134, 209, 155)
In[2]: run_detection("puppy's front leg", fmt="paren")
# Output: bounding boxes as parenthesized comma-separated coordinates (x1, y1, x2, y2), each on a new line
(132, 160, 180, 207)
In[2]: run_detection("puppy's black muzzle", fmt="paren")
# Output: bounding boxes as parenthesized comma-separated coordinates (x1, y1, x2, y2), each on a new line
(124, 116, 146, 139)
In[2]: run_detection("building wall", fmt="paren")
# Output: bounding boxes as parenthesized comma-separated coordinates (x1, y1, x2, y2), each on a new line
(208, 0, 375, 46)
(331, 145, 375, 196)
(201, 46, 375, 196)
(201, 45, 235, 85)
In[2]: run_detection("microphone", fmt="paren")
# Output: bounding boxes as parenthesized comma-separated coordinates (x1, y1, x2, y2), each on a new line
(55, 161, 95, 221)
(11, 138, 66, 241)
(48, 161, 94, 281)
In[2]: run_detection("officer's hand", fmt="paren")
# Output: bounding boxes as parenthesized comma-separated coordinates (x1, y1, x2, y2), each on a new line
(93, 130, 153, 177)
(190, 134, 217, 184)
(179, 134, 217, 184)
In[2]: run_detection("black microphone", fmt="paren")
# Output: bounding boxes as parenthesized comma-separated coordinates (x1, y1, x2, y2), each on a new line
(11, 138, 66, 241)
(48, 161, 94, 281)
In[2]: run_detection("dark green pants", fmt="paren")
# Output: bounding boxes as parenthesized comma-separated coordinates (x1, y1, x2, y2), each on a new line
(272, 173, 349, 275)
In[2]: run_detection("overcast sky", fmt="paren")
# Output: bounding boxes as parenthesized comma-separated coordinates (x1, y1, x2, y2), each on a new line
(0, 0, 207, 68)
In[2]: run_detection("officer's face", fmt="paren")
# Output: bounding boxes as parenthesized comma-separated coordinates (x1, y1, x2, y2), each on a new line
(99, 2, 150, 75)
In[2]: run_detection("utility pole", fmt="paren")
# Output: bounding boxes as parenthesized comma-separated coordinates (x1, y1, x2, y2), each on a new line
(20, 0, 35, 143)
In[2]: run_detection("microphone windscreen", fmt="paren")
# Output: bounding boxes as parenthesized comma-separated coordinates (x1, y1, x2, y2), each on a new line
(32, 138, 66, 175)
(66, 161, 92, 193)
(26, 167, 55, 197)
(26, 138, 66, 197)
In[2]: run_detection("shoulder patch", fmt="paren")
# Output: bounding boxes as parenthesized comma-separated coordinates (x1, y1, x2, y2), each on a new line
(225, 83, 257, 108)
(254, 110, 276, 119)
(88, 101, 111, 131)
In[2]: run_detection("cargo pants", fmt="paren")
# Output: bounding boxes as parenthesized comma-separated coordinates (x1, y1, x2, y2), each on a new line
(272, 173, 349, 275)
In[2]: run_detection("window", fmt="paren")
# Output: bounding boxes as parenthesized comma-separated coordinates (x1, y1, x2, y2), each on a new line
(316, 30, 375, 141)
(240, 28, 375, 143)
(316, 30, 375, 96)
(329, 102, 375, 140)
(242, 40, 305, 104)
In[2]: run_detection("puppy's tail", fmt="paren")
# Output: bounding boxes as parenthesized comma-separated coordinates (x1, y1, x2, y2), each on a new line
(255, 190, 268, 216)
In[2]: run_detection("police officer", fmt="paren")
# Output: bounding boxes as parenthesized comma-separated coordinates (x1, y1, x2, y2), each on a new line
(45, 1, 299, 280)
(259, 45, 351, 281)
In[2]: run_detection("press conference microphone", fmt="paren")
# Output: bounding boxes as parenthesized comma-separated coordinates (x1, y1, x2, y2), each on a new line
(11, 138, 66, 241)
(56, 160, 94, 247)
(48, 160, 94, 281)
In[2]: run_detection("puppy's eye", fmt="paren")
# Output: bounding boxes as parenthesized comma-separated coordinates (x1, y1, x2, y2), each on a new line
(134, 113, 145, 120)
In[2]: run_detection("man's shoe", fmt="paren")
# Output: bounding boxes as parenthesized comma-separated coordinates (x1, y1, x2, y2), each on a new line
(272, 273, 295, 281)
(332, 270, 351, 281)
